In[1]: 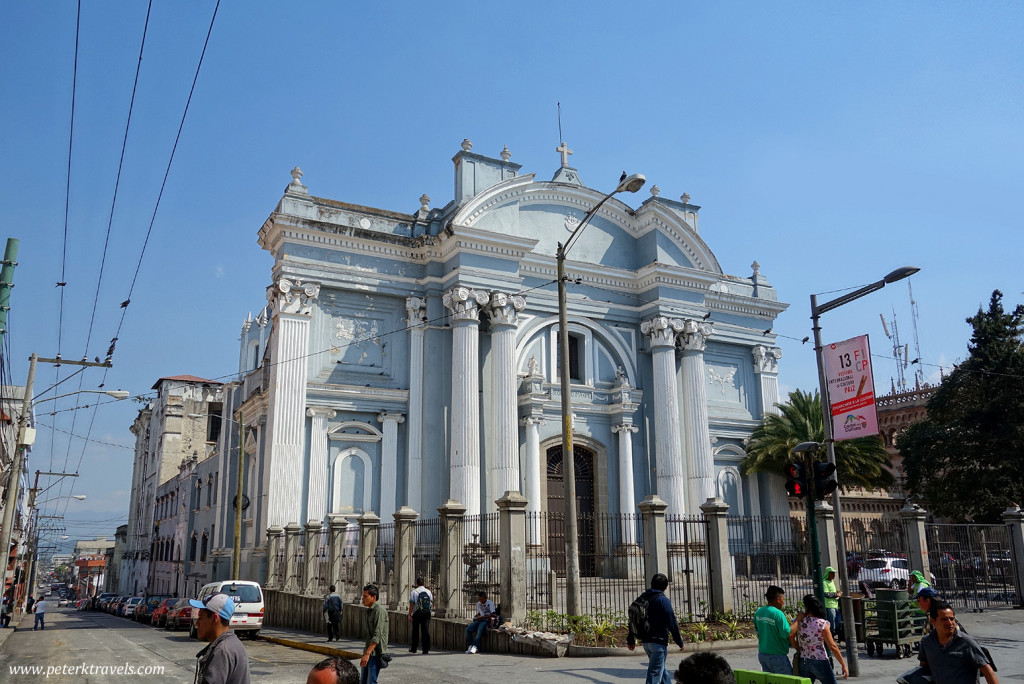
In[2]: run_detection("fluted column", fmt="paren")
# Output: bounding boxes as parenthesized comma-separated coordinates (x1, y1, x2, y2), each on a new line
(753, 345, 787, 518)
(443, 286, 489, 517)
(519, 414, 544, 543)
(680, 319, 715, 516)
(377, 411, 405, 524)
(265, 278, 320, 527)
(612, 423, 639, 544)
(306, 407, 336, 523)
(486, 292, 526, 510)
(405, 297, 426, 514)
(640, 316, 686, 517)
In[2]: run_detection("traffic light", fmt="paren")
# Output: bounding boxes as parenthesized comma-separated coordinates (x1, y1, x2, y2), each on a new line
(812, 460, 838, 500)
(785, 461, 808, 498)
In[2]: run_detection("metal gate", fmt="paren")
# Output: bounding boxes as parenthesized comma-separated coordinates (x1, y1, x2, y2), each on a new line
(926, 523, 1016, 609)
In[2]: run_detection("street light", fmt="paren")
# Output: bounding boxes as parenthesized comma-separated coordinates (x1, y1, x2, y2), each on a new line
(557, 172, 645, 615)
(811, 265, 919, 677)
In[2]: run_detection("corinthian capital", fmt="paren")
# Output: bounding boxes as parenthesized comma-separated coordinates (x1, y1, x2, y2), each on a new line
(442, 286, 489, 322)
(406, 296, 426, 327)
(640, 316, 685, 348)
(679, 319, 714, 352)
(267, 278, 320, 317)
(486, 291, 526, 327)
(752, 345, 782, 374)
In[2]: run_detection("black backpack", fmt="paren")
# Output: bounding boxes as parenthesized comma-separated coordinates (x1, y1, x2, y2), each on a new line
(415, 590, 432, 615)
(628, 592, 652, 640)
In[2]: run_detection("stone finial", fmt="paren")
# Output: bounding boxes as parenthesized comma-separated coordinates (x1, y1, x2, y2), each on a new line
(419, 194, 430, 211)
(461, 138, 473, 152)
(287, 166, 308, 195)
(556, 141, 573, 168)
(681, 192, 691, 204)
(290, 166, 303, 184)
(650, 185, 660, 197)
(500, 145, 511, 162)
(752, 261, 760, 276)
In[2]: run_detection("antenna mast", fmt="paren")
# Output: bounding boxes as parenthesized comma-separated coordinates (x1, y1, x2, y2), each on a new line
(908, 281, 925, 389)
(881, 309, 908, 393)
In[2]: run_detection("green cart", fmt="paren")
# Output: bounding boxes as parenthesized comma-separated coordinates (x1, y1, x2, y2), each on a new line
(863, 589, 927, 659)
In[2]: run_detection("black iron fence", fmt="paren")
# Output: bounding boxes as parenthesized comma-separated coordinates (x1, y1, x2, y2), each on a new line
(728, 515, 812, 619)
(413, 517, 442, 598)
(375, 522, 395, 606)
(843, 515, 909, 592)
(665, 515, 711, 621)
(926, 523, 1016, 609)
(456, 513, 501, 620)
(309, 527, 330, 595)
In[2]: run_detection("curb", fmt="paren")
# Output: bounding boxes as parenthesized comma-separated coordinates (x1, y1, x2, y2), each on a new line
(566, 638, 759, 658)
(258, 634, 362, 659)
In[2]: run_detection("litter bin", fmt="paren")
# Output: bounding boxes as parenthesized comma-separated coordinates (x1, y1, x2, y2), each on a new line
(851, 594, 866, 644)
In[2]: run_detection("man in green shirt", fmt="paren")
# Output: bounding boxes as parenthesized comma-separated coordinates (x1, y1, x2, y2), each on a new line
(822, 566, 842, 638)
(360, 584, 389, 684)
(754, 585, 792, 674)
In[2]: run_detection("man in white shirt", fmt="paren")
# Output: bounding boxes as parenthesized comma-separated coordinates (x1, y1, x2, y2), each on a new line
(33, 596, 47, 631)
(464, 591, 495, 654)
(407, 577, 433, 654)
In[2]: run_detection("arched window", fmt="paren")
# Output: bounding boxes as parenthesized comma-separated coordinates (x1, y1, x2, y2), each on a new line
(332, 448, 372, 515)
(200, 532, 208, 562)
(189, 535, 198, 562)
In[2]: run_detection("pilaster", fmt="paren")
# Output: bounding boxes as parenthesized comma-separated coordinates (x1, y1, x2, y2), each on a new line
(486, 292, 526, 511)
(520, 414, 544, 542)
(377, 412, 405, 523)
(753, 345, 788, 518)
(406, 297, 426, 514)
(679, 319, 714, 516)
(612, 423, 639, 544)
(640, 316, 686, 517)
(306, 407, 336, 523)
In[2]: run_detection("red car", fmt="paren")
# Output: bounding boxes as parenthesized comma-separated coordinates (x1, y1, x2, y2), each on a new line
(150, 598, 178, 628)
(165, 599, 195, 631)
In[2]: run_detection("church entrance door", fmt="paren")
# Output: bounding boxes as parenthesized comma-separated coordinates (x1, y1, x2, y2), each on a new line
(546, 445, 596, 577)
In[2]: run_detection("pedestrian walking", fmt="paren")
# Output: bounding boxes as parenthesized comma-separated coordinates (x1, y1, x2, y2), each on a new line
(918, 600, 998, 684)
(463, 591, 495, 654)
(1, 595, 12, 628)
(359, 584, 389, 684)
(754, 585, 793, 674)
(323, 585, 343, 643)
(822, 566, 843, 638)
(189, 592, 251, 684)
(626, 573, 685, 684)
(25, 595, 35, 615)
(32, 595, 47, 631)
(791, 594, 848, 683)
(674, 651, 732, 684)
(307, 656, 359, 684)
(407, 576, 432, 655)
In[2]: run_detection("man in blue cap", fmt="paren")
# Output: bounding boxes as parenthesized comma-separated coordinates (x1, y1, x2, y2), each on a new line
(190, 592, 251, 684)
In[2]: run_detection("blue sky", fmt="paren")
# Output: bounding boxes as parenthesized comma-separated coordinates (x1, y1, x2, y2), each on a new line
(2, 2, 1021, 549)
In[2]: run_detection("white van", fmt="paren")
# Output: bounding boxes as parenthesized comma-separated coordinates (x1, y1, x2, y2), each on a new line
(189, 580, 264, 639)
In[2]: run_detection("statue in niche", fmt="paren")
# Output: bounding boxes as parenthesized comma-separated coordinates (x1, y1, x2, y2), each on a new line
(615, 365, 630, 388)
(526, 355, 541, 377)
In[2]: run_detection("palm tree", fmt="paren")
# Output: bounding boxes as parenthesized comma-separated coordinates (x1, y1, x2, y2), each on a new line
(740, 389, 896, 491)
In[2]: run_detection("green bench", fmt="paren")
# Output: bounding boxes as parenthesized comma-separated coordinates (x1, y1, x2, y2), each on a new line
(734, 671, 811, 684)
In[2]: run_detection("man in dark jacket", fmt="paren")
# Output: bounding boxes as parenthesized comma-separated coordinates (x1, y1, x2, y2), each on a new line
(323, 585, 343, 642)
(627, 573, 685, 684)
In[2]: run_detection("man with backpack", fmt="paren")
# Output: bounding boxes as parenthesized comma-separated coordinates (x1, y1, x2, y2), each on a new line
(407, 577, 432, 655)
(627, 573, 685, 684)
(322, 585, 343, 643)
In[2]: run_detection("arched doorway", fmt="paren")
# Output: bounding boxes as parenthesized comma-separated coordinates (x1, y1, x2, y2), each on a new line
(546, 445, 596, 576)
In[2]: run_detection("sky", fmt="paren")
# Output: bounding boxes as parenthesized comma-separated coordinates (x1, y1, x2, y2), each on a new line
(2, 1, 1022, 553)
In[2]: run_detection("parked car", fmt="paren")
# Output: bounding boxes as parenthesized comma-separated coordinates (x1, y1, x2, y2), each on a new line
(123, 597, 144, 618)
(860, 556, 936, 589)
(189, 580, 264, 639)
(165, 599, 195, 631)
(95, 593, 115, 611)
(57, 597, 70, 607)
(109, 596, 126, 615)
(151, 598, 178, 628)
(136, 595, 171, 623)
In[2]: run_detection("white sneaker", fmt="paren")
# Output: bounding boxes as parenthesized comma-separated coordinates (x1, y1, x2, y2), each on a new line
(465, 647, 473, 654)
(469, 645, 477, 654)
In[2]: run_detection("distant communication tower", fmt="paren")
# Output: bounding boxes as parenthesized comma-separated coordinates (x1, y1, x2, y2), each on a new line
(907, 281, 925, 389)
(880, 310, 909, 393)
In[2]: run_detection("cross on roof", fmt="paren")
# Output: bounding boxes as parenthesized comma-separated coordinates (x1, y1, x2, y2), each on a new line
(556, 141, 573, 168)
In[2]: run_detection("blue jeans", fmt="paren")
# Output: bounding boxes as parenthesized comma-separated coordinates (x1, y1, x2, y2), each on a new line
(826, 607, 842, 637)
(758, 652, 792, 674)
(33, 613, 45, 630)
(360, 655, 379, 684)
(800, 657, 837, 684)
(642, 642, 672, 684)
(465, 620, 487, 648)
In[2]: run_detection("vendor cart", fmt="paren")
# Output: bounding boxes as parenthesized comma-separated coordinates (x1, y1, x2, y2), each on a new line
(863, 589, 927, 659)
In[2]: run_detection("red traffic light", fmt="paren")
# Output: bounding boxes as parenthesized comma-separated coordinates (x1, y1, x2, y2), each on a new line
(784, 461, 808, 498)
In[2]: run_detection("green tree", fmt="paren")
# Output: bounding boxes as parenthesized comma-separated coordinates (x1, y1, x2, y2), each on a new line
(740, 388, 895, 491)
(899, 290, 1024, 521)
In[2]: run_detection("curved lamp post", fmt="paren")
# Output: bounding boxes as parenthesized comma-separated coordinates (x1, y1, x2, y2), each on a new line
(557, 173, 645, 615)
(811, 265, 919, 677)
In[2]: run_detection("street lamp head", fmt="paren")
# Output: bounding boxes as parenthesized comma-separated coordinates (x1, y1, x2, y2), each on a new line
(616, 173, 646, 194)
(104, 390, 130, 400)
(791, 441, 822, 455)
(71, 495, 86, 501)
(882, 266, 920, 284)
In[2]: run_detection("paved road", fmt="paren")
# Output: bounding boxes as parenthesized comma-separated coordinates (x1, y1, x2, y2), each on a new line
(2, 605, 1021, 683)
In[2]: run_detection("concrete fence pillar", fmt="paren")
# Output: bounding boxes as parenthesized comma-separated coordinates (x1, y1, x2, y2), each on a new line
(283, 523, 302, 593)
(357, 512, 380, 592)
(900, 502, 931, 584)
(497, 491, 528, 623)
(327, 514, 347, 591)
(304, 521, 323, 595)
(265, 526, 284, 589)
(639, 495, 669, 581)
(438, 499, 467, 617)
(393, 506, 419, 610)
(1002, 505, 1024, 608)
(815, 500, 838, 573)
(700, 497, 734, 615)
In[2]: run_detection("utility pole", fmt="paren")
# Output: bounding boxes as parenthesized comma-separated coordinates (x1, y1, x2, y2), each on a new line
(0, 238, 17, 348)
(232, 412, 245, 578)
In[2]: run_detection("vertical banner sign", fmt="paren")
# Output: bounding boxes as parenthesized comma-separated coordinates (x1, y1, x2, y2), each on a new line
(823, 334, 879, 441)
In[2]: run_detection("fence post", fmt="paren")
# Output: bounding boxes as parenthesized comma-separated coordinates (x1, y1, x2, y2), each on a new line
(815, 500, 838, 573)
(266, 526, 284, 589)
(1002, 505, 1024, 607)
(639, 495, 669, 580)
(497, 491, 528, 624)
(699, 497, 734, 615)
(283, 523, 302, 592)
(358, 512, 380, 591)
(393, 506, 419, 610)
(899, 501, 931, 585)
(438, 499, 467, 618)
(304, 521, 323, 595)
(327, 514, 347, 591)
